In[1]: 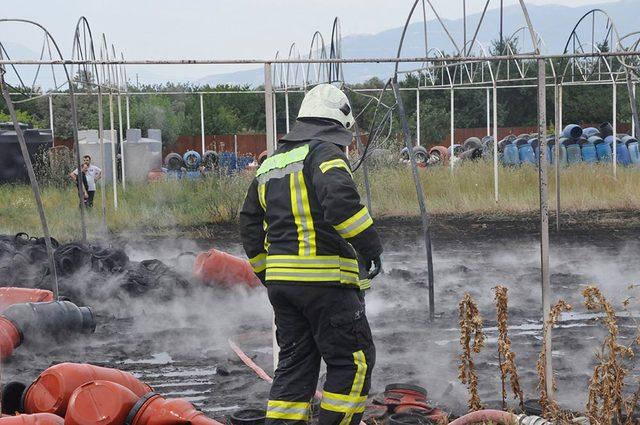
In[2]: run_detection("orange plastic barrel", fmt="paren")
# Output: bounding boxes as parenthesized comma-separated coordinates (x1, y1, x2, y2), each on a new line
(22, 363, 152, 416)
(0, 288, 53, 312)
(193, 249, 261, 289)
(0, 317, 21, 360)
(0, 414, 63, 425)
(129, 394, 222, 425)
(65, 381, 139, 425)
(428, 145, 450, 163)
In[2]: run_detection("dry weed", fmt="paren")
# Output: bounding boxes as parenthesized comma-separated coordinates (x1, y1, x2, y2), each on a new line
(458, 293, 485, 412)
(536, 299, 572, 420)
(493, 286, 524, 410)
(583, 285, 634, 425)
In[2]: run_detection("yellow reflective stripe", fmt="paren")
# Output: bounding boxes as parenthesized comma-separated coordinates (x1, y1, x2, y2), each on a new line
(266, 255, 359, 273)
(290, 172, 316, 257)
(320, 350, 369, 425)
(298, 172, 316, 256)
(320, 393, 367, 413)
(257, 144, 309, 177)
(248, 253, 267, 273)
(334, 207, 373, 239)
(266, 268, 359, 285)
(358, 279, 371, 290)
(258, 183, 266, 211)
(266, 400, 310, 421)
(319, 158, 353, 177)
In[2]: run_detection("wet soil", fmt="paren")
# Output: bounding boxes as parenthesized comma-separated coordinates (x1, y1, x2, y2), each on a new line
(4, 212, 640, 419)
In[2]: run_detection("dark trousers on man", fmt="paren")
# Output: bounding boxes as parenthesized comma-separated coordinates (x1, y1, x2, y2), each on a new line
(86, 191, 95, 208)
(265, 285, 375, 425)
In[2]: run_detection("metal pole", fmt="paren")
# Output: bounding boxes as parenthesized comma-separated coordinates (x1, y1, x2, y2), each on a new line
(117, 92, 125, 189)
(486, 88, 490, 137)
(463, 0, 467, 55)
(200, 93, 206, 155)
(284, 89, 290, 133)
(97, 90, 107, 234)
(416, 89, 421, 146)
(493, 82, 499, 202)
(264, 63, 276, 155)
(450, 87, 455, 171)
(392, 79, 435, 321)
(108, 92, 118, 210)
(48, 94, 55, 146)
(0, 69, 59, 299)
(625, 72, 639, 139)
(273, 91, 278, 141)
(613, 82, 617, 179)
(537, 59, 552, 402)
(234, 134, 238, 171)
(554, 84, 561, 233)
(125, 94, 130, 130)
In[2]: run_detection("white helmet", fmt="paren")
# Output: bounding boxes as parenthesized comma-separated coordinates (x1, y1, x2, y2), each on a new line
(297, 84, 354, 129)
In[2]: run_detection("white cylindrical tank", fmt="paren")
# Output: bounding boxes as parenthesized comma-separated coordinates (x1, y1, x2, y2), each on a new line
(78, 129, 115, 184)
(123, 129, 162, 182)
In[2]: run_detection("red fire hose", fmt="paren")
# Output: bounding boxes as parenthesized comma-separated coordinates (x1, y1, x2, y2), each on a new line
(448, 409, 516, 425)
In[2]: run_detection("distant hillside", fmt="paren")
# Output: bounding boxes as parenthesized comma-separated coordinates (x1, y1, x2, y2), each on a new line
(198, 0, 639, 86)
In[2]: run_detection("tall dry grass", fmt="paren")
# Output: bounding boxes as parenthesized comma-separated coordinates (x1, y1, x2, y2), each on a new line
(1, 161, 639, 240)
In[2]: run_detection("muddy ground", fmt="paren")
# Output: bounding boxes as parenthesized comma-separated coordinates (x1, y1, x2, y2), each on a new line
(4, 211, 640, 420)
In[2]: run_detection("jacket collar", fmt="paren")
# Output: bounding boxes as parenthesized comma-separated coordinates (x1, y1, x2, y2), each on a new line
(279, 119, 353, 147)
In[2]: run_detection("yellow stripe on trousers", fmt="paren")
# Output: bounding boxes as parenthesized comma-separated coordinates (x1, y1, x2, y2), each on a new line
(320, 350, 368, 425)
(289, 171, 316, 257)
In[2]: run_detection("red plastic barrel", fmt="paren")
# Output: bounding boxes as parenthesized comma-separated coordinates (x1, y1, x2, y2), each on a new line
(65, 381, 139, 425)
(0, 317, 21, 360)
(130, 394, 222, 425)
(193, 249, 261, 289)
(23, 363, 152, 416)
(0, 414, 63, 425)
(0, 288, 53, 312)
(428, 146, 449, 163)
(147, 169, 165, 182)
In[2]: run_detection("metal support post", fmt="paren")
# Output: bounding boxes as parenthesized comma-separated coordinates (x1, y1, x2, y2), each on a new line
(416, 89, 421, 146)
(125, 95, 130, 130)
(97, 90, 107, 234)
(486, 88, 490, 137)
(392, 79, 435, 322)
(450, 87, 455, 171)
(625, 71, 639, 139)
(554, 84, 561, 233)
(613, 82, 618, 179)
(1, 69, 59, 299)
(493, 83, 499, 202)
(200, 93, 206, 154)
(264, 63, 276, 155)
(537, 59, 552, 403)
(48, 94, 55, 146)
(285, 89, 291, 133)
(108, 92, 118, 210)
(117, 93, 125, 189)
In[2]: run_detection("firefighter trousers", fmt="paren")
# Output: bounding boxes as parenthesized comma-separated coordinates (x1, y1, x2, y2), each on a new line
(265, 284, 375, 425)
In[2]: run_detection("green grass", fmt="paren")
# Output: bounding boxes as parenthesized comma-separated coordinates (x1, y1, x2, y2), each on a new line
(1, 162, 639, 241)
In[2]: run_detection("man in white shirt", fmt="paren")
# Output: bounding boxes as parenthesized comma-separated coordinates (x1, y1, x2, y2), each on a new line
(69, 155, 102, 208)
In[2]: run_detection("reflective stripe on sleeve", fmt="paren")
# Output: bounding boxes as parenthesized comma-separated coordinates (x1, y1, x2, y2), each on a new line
(248, 253, 267, 273)
(334, 207, 373, 239)
(319, 158, 353, 177)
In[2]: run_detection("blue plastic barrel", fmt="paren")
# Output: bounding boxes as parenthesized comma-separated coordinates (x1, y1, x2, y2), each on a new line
(502, 143, 520, 166)
(549, 141, 567, 166)
(565, 141, 583, 165)
(606, 136, 631, 165)
(580, 141, 598, 163)
(595, 140, 612, 162)
(562, 124, 583, 140)
(628, 141, 640, 164)
(583, 127, 600, 138)
(518, 143, 536, 164)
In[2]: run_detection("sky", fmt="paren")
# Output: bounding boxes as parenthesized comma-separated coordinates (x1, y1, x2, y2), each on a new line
(0, 0, 620, 83)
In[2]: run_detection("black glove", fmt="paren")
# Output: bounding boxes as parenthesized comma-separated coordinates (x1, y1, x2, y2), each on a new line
(366, 256, 382, 280)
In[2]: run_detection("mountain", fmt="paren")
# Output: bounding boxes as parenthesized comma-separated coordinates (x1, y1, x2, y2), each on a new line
(197, 0, 639, 87)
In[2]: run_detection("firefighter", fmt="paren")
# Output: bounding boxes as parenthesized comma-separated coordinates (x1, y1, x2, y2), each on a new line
(240, 83, 383, 425)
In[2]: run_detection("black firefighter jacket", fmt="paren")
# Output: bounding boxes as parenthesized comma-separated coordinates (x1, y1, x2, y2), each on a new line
(240, 119, 383, 290)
